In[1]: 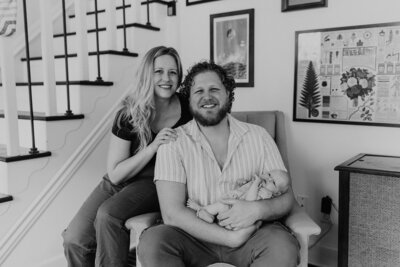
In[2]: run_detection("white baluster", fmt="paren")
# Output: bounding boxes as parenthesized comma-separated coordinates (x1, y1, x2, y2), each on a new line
(74, 0, 89, 80)
(130, 0, 142, 51)
(132, 0, 142, 24)
(105, 0, 117, 50)
(165, 15, 180, 50)
(39, 0, 57, 115)
(0, 37, 20, 156)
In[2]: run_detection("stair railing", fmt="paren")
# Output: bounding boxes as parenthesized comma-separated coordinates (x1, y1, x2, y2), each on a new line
(22, 0, 39, 154)
(122, 0, 128, 52)
(93, 0, 103, 82)
(145, 0, 151, 26)
(61, 0, 74, 115)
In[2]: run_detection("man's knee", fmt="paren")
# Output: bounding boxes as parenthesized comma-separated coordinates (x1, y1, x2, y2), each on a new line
(253, 223, 299, 265)
(137, 224, 180, 261)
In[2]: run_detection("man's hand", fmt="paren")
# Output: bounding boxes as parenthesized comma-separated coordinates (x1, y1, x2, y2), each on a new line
(226, 221, 262, 248)
(217, 199, 260, 230)
(197, 208, 215, 223)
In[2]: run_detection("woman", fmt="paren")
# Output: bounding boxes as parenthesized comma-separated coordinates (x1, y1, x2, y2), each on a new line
(62, 46, 192, 267)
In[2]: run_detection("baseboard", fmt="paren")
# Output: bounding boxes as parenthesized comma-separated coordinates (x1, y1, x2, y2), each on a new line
(32, 254, 65, 267)
(309, 245, 337, 267)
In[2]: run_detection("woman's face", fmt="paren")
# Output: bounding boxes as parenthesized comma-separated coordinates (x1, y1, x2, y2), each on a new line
(153, 54, 179, 99)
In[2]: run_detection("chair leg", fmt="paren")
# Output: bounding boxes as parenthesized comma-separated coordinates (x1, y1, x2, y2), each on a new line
(127, 249, 136, 267)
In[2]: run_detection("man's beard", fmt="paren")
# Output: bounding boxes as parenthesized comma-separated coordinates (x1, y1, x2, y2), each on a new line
(190, 101, 230, 127)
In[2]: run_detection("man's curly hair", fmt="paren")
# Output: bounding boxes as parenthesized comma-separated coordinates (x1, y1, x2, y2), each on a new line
(180, 61, 236, 112)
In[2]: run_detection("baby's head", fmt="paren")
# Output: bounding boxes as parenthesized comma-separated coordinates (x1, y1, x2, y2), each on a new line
(268, 169, 290, 193)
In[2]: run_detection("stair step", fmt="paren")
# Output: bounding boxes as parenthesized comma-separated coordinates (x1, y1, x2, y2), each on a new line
(0, 80, 113, 86)
(0, 111, 84, 121)
(53, 22, 160, 38)
(21, 50, 138, 62)
(68, 4, 132, 19)
(0, 144, 51, 163)
(140, 0, 170, 6)
(0, 193, 13, 203)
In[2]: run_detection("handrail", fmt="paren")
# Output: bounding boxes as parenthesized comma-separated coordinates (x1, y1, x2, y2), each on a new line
(22, 0, 39, 154)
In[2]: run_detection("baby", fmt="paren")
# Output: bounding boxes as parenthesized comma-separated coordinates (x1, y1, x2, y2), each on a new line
(187, 170, 289, 222)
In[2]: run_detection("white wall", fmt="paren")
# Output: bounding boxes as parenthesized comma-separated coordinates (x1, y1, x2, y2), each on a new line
(177, 0, 400, 265)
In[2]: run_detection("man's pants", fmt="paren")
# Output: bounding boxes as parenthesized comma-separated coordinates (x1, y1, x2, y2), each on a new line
(62, 176, 159, 267)
(138, 222, 300, 267)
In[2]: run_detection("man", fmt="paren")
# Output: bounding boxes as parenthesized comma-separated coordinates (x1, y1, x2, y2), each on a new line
(138, 61, 299, 267)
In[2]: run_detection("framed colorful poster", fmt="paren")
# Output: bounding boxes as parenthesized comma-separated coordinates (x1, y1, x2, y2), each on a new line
(282, 0, 327, 12)
(186, 0, 220, 6)
(210, 9, 254, 87)
(293, 21, 400, 127)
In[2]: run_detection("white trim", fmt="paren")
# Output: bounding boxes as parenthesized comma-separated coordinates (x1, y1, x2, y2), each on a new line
(32, 254, 65, 267)
(13, 0, 74, 56)
(0, 86, 132, 265)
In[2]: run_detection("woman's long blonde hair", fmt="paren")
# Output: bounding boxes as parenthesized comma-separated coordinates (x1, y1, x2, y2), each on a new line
(116, 46, 183, 153)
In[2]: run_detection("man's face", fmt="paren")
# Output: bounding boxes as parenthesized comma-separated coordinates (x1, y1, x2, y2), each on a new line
(189, 71, 230, 127)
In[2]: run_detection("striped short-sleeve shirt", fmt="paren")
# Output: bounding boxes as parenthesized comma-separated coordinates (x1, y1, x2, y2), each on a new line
(154, 114, 286, 207)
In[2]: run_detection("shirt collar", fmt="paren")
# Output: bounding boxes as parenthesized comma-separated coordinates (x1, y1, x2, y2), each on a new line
(187, 114, 248, 142)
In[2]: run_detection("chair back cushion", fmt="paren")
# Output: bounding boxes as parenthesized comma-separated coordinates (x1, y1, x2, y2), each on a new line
(232, 111, 290, 172)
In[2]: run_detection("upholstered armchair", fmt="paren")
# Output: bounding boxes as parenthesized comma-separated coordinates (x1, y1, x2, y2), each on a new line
(125, 111, 321, 267)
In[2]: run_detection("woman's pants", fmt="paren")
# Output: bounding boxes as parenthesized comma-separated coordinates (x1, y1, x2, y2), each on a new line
(62, 176, 159, 267)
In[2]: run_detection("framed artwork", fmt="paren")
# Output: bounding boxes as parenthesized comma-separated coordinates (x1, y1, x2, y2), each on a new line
(293, 21, 400, 127)
(282, 0, 327, 12)
(186, 0, 220, 6)
(210, 9, 254, 87)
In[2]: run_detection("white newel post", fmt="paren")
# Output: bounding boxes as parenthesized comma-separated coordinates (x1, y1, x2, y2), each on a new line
(105, 0, 117, 50)
(74, 0, 89, 80)
(39, 0, 57, 115)
(0, 37, 20, 156)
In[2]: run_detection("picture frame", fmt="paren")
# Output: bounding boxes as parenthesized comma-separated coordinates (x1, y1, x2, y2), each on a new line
(210, 9, 254, 87)
(282, 0, 327, 12)
(293, 21, 400, 128)
(186, 0, 220, 6)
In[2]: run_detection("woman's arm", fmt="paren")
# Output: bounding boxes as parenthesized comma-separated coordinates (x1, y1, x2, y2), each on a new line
(106, 128, 177, 184)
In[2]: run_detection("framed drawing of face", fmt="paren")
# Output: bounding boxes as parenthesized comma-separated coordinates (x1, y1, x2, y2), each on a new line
(210, 9, 254, 87)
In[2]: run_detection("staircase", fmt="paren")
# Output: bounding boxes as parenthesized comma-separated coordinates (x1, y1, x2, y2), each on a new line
(0, 0, 177, 266)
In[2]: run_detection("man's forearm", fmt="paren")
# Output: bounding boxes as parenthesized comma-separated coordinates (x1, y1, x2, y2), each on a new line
(162, 205, 243, 247)
(255, 186, 295, 221)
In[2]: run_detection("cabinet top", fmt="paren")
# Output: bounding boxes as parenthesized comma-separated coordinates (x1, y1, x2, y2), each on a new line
(334, 153, 400, 177)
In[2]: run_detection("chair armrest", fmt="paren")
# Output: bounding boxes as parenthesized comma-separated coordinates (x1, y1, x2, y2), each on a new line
(125, 212, 161, 250)
(285, 204, 321, 267)
(285, 204, 321, 236)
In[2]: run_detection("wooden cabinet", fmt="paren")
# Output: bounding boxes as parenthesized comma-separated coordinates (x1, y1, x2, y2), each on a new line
(334, 154, 400, 267)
